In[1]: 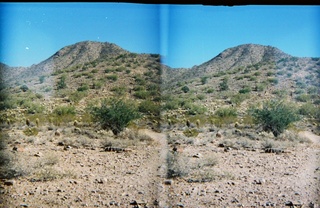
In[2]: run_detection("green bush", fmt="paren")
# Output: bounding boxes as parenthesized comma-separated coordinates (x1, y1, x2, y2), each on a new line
(53, 105, 76, 116)
(255, 83, 266, 92)
(239, 86, 251, 94)
(134, 90, 150, 99)
(183, 128, 199, 137)
(39, 75, 46, 84)
(23, 127, 39, 136)
(181, 86, 190, 93)
(69, 91, 87, 103)
(250, 100, 300, 137)
(77, 84, 89, 92)
(299, 102, 318, 117)
(138, 100, 161, 116)
(90, 98, 141, 135)
(111, 86, 127, 96)
(219, 78, 229, 91)
(215, 107, 237, 118)
(184, 102, 207, 115)
(296, 94, 311, 102)
(213, 107, 237, 126)
(231, 93, 249, 105)
(57, 74, 67, 89)
(206, 88, 214, 94)
(267, 77, 279, 85)
(106, 74, 118, 81)
(92, 81, 103, 89)
(20, 85, 29, 92)
(201, 76, 208, 85)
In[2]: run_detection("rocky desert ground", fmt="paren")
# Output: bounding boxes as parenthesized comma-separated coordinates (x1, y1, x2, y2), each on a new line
(0, 120, 319, 208)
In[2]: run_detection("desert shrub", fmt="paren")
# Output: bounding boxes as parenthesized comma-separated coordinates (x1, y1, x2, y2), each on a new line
(213, 71, 226, 77)
(272, 89, 288, 98)
(307, 86, 318, 95)
(104, 68, 114, 73)
(19, 101, 45, 114)
(53, 105, 76, 116)
(295, 94, 311, 102)
(35, 93, 43, 99)
(90, 98, 141, 135)
(299, 102, 318, 117)
(201, 76, 208, 85)
(261, 139, 276, 149)
(134, 90, 150, 99)
(91, 69, 98, 73)
(106, 74, 118, 81)
(239, 86, 251, 94)
(213, 107, 237, 126)
(68, 91, 87, 103)
(255, 83, 266, 92)
(231, 93, 249, 105)
(294, 89, 305, 94)
(206, 88, 214, 93)
(57, 74, 67, 89)
(44, 87, 52, 92)
(253, 71, 261, 76)
(134, 76, 146, 86)
(133, 86, 145, 91)
(184, 102, 207, 115)
(267, 77, 278, 85)
(166, 151, 190, 179)
(219, 77, 229, 91)
(39, 75, 46, 84)
(23, 127, 39, 136)
(77, 84, 89, 92)
(92, 81, 103, 89)
(250, 100, 300, 137)
(181, 85, 190, 93)
(266, 71, 275, 76)
(183, 128, 199, 137)
(162, 97, 181, 110)
(111, 86, 127, 96)
(138, 100, 161, 116)
(20, 85, 29, 92)
(215, 107, 237, 118)
(197, 94, 206, 100)
(296, 80, 307, 89)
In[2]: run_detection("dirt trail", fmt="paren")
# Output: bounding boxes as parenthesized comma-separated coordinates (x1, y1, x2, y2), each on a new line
(297, 131, 320, 205)
(299, 131, 320, 145)
(139, 129, 171, 207)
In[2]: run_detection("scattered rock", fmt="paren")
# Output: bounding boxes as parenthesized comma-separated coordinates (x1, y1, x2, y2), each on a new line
(4, 180, 14, 186)
(34, 152, 42, 157)
(164, 180, 173, 185)
(254, 178, 266, 184)
(54, 130, 61, 136)
(192, 153, 202, 158)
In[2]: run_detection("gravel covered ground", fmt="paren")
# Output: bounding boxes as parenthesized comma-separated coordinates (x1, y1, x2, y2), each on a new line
(0, 125, 319, 208)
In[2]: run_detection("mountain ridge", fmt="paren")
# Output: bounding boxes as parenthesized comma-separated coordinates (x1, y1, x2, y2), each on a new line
(1, 41, 319, 96)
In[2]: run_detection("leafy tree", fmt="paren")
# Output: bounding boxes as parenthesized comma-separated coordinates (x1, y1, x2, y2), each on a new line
(90, 98, 141, 135)
(250, 100, 300, 137)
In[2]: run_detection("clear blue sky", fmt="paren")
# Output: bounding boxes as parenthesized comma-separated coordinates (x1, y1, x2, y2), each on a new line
(1, 3, 319, 68)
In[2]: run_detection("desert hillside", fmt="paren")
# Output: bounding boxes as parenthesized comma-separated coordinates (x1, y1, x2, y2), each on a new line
(0, 41, 319, 207)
